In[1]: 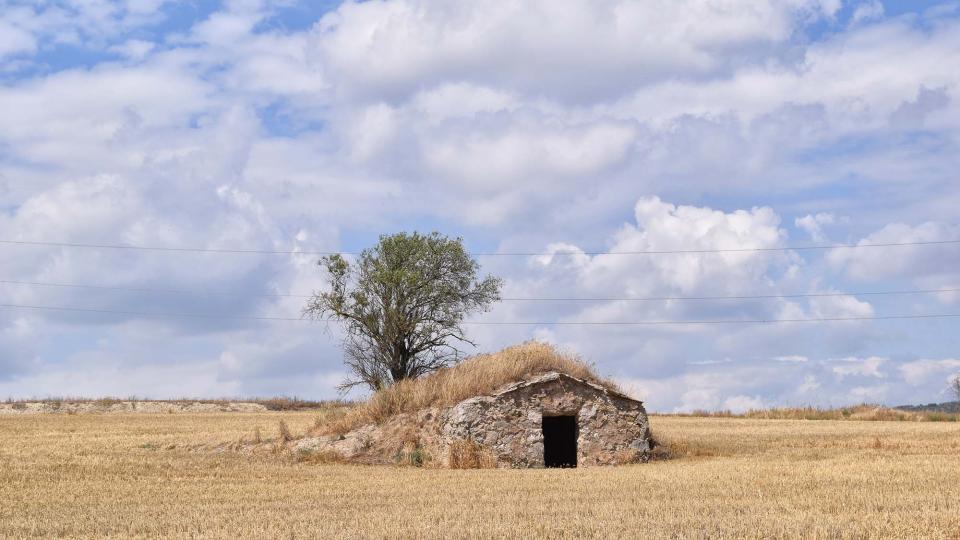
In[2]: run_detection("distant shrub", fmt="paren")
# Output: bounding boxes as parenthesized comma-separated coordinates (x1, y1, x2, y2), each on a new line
(94, 397, 122, 408)
(257, 397, 349, 411)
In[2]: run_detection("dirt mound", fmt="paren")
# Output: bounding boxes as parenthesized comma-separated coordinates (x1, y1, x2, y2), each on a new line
(317, 341, 614, 435)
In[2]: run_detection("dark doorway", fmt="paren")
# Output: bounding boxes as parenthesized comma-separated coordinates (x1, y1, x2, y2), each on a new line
(542, 415, 577, 468)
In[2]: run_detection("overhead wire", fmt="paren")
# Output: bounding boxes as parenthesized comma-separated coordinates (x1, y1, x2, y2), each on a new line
(0, 279, 958, 302)
(0, 302, 957, 326)
(0, 238, 958, 256)
(1, 237, 956, 325)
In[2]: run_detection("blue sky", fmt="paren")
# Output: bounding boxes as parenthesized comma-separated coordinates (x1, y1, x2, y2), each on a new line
(0, 0, 958, 411)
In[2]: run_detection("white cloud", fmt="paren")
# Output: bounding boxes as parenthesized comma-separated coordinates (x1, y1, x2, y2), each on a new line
(775, 355, 809, 363)
(0, 0, 958, 408)
(423, 120, 636, 192)
(851, 0, 884, 25)
(109, 39, 156, 61)
(899, 358, 960, 386)
(797, 374, 820, 394)
(309, 0, 838, 104)
(0, 18, 36, 58)
(502, 196, 796, 326)
(848, 384, 889, 403)
(0, 61, 213, 171)
(0, 1, 173, 62)
(827, 222, 960, 283)
(831, 356, 886, 379)
(724, 395, 765, 413)
(412, 83, 518, 121)
(795, 213, 835, 242)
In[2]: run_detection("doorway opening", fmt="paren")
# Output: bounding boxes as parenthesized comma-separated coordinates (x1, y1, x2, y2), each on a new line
(542, 415, 577, 468)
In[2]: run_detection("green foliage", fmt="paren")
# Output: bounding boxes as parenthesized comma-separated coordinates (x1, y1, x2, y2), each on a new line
(394, 445, 428, 467)
(305, 232, 501, 391)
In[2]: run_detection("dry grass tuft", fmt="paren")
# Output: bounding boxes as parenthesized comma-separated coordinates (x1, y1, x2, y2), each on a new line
(277, 420, 293, 442)
(317, 341, 614, 435)
(394, 440, 431, 467)
(448, 439, 497, 469)
(295, 448, 348, 465)
(650, 438, 720, 460)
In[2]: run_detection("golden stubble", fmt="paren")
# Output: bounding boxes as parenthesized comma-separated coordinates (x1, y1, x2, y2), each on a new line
(1, 412, 958, 539)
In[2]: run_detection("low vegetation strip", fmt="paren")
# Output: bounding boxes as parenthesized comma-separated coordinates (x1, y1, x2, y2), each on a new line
(665, 404, 960, 422)
(0, 397, 349, 415)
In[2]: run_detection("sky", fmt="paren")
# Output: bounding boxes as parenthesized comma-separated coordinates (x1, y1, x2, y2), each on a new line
(0, 0, 958, 412)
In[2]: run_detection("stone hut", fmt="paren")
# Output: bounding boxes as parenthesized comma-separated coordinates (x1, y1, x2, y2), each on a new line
(297, 368, 652, 468)
(441, 371, 652, 467)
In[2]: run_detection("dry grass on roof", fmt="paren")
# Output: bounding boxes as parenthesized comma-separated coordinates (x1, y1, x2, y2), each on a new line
(315, 341, 619, 435)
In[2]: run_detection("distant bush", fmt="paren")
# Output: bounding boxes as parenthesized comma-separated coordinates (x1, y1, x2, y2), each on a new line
(255, 397, 349, 411)
(94, 397, 123, 408)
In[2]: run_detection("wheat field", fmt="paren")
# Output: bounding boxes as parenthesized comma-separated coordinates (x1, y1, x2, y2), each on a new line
(1, 412, 959, 539)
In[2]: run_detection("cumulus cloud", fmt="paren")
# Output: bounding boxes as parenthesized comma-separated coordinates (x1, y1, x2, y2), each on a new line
(851, 0, 884, 25)
(0, 18, 36, 58)
(0, 0, 172, 62)
(797, 374, 820, 394)
(309, 0, 839, 105)
(899, 358, 960, 386)
(795, 213, 835, 242)
(831, 356, 886, 379)
(724, 395, 766, 413)
(0, 0, 958, 409)
(827, 222, 960, 288)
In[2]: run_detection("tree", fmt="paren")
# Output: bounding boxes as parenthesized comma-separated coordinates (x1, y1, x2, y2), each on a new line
(304, 232, 502, 392)
(951, 374, 960, 403)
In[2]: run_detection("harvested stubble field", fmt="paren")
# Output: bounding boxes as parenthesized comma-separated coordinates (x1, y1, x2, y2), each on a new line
(1, 411, 959, 539)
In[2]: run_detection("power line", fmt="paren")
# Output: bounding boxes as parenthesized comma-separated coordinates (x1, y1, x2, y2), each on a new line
(465, 314, 960, 325)
(507, 289, 960, 301)
(1, 278, 958, 302)
(0, 303, 302, 321)
(0, 238, 958, 256)
(0, 280, 304, 298)
(0, 302, 957, 325)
